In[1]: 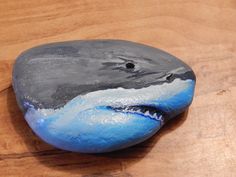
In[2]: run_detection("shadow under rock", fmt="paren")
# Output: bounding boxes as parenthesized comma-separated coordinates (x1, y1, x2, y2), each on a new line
(7, 87, 188, 176)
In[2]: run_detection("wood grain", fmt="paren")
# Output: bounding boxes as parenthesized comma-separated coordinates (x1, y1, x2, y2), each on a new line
(0, 0, 236, 176)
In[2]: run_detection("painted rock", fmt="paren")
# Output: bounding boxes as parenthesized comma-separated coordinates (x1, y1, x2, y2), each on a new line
(13, 40, 196, 153)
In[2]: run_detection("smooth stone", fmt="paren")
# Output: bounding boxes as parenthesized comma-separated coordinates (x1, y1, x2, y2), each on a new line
(13, 40, 196, 153)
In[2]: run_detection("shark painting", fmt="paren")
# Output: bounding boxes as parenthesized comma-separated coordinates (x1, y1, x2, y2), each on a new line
(13, 40, 196, 153)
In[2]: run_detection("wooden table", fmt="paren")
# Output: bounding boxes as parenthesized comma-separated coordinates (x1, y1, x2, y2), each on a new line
(0, 1, 236, 176)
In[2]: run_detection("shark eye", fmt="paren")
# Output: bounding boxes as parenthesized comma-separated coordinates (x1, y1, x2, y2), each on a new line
(125, 62, 135, 69)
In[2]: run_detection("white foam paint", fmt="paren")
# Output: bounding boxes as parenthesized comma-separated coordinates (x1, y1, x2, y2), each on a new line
(26, 79, 191, 127)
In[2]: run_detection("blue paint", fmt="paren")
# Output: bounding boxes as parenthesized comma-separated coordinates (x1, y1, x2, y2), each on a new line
(24, 80, 195, 153)
(25, 107, 161, 153)
(148, 80, 195, 118)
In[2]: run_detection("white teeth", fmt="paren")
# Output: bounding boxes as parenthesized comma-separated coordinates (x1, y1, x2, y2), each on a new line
(138, 110, 142, 114)
(159, 115, 163, 121)
(116, 107, 163, 122)
(124, 107, 129, 112)
(143, 110, 161, 120)
(145, 111, 150, 116)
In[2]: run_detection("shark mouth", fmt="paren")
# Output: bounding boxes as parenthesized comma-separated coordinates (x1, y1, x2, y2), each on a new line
(107, 105, 165, 122)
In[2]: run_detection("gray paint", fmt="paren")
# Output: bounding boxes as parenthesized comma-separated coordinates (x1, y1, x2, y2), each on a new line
(13, 40, 195, 111)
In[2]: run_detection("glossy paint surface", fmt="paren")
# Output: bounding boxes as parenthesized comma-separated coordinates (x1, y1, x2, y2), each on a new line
(13, 40, 196, 153)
